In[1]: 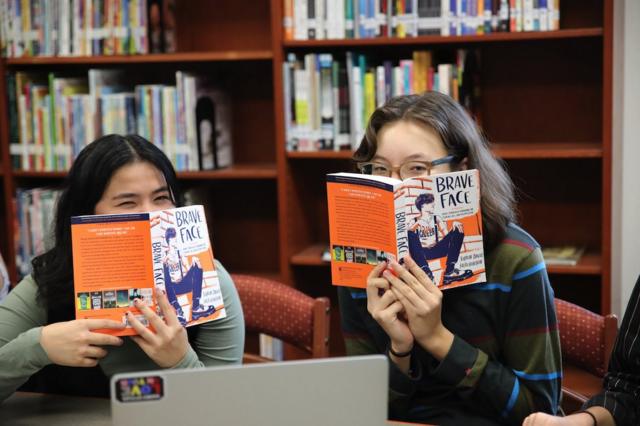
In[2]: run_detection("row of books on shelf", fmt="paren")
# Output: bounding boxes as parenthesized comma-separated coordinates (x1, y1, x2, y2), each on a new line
(283, 49, 478, 152)
(284, 0, 561, 41)
(14, 187, 59, 277)
(8, 69, 232, 172)
(0, 0, 177, 58)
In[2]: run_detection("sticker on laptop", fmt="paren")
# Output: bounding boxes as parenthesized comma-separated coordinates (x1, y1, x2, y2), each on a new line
(115, 375, 164, 402)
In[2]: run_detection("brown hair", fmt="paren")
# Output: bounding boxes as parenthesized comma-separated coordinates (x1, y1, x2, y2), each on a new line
(354, 91, 516, 252)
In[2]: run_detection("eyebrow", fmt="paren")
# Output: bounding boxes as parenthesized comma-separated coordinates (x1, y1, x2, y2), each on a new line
(111, 186, 170, 201)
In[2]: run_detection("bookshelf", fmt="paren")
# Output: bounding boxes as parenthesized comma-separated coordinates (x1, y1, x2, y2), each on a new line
(0, 0, 614, 357)
(276, 0, 614, 336)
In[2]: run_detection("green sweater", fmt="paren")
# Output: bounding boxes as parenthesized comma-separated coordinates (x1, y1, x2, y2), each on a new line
(0, 260, 244, 403)
(338, 224, 562, 425)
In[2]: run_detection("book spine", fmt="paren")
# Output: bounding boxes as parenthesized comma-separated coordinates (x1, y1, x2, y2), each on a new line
(394, 183, 409, 261)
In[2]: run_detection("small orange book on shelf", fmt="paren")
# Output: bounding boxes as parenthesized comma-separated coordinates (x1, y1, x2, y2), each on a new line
(71, 205, 226, 336)
(327, 169, 486, 289)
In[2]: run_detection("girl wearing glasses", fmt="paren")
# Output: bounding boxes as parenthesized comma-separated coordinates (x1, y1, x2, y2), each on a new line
(338, 92, 561, 425)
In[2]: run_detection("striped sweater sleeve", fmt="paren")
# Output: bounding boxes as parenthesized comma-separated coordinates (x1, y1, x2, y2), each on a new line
(427, 248, 562, 424)
(583, 275, 640, 426)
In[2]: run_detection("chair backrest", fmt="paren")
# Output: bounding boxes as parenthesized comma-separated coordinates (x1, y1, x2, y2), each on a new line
(555, 298, 618, 377)
(231, 274, 331, 362)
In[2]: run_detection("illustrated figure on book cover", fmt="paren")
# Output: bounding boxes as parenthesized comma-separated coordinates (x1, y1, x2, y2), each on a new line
(408, 192, 472, 285)
(162, 226, 215, 325)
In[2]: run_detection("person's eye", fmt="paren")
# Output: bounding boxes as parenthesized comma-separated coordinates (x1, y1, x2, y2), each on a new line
(372, 164, 389, 173)
(116, 201, 135, 207)
(155, 195, 172, 202)
(408, 163, 428, 172)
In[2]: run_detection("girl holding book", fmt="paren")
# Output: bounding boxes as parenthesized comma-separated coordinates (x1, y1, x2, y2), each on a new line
(338, 91, 561, 425)
(0, 134, 245, 402)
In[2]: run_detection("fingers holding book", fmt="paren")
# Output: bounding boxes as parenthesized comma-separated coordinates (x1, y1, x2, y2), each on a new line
(39, 319, 125, 368)
(129, 290, 189, 368)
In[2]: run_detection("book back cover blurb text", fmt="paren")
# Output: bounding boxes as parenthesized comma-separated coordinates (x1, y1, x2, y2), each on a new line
(72, 213, 154, 336)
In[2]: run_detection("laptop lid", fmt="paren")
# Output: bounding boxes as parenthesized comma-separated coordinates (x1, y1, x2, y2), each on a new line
(111, 355, 389, 426)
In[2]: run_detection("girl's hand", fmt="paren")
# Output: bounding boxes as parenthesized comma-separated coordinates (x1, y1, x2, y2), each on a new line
(40, 319, 125, 367)
(128, 290, 189, 368)
(366, 261, 414, 354)
(386, 256, 454, 361)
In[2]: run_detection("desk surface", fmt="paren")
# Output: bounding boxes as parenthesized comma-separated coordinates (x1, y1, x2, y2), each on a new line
(1, 392, 111, 426)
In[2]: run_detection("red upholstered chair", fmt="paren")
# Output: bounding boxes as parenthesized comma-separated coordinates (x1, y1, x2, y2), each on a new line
(231, 274, 331, 363)
(555, 298, 618, 414)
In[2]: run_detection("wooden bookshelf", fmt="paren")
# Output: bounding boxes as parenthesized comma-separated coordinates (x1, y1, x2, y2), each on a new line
(276, 0, 614, 319)
(286, 142, 603, 161)
(283, 28, 603, 48)
(546, 253, 602, 276)
(10, 164, 277, 180)
(292, 245, 603, 276)
(5, 51, 274, 66)
(290, 244, 330, 266)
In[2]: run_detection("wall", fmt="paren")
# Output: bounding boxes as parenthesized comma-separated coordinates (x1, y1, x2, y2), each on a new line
(611, 0, 640, 318)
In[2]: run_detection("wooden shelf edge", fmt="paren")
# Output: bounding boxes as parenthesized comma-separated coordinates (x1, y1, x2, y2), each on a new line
(287, 143, 603, 160)
(10, 164, 278, 180)
(283, 28, 603, 48)
(4, 50, 274, 65)
(546, 253, 602, 276)
(287, 151, 353, 159)
(291, 244, 603, 276)
(290, 244, 330, 266)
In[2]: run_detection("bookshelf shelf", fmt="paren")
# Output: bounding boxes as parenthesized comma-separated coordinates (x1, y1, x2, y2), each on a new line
(492, 143, 603, 159)
(10, 164, 278, 180)
(283, 28, 603, 49)
(547, 253, 602, 276)
(177, 164, 278, 180)
(286, 143, 603, 161)
(4, 50, 274, 66)
(12, 171, 67, 179)
(287, 151, 353, 160)
(292, 244, 602, 277)
(290, 244, 330, 266)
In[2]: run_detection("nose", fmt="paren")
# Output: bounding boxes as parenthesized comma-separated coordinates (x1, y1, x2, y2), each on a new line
(390, 170, 402, 180)
(139, 200, 156, 213)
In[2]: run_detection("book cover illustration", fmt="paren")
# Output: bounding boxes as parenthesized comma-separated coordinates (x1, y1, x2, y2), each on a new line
(327, 169, 486, 290)
(71, 205, 226, 336)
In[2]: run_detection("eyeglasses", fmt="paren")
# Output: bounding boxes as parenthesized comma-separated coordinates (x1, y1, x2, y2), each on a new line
(357, 155, 457, 179)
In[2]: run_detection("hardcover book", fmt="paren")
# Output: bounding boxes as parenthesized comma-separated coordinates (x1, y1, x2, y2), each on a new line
(327, 169, 486, 289)
(71, 205, 226, 336)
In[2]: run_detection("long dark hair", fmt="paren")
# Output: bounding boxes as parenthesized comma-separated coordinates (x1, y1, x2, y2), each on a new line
(354, 91, 516, 252)
(32, 134, 184, 323)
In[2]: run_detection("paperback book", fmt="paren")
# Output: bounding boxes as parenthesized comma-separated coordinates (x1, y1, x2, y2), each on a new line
(327, 169, 486, 289)
(71, 205, 226, 336)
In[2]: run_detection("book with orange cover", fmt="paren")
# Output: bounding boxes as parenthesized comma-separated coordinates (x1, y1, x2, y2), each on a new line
(71, 205, 226, 336)
(327, 169, 486, 289)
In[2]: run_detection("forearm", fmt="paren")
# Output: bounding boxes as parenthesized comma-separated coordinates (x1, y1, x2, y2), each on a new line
(0, 327, 51, 402)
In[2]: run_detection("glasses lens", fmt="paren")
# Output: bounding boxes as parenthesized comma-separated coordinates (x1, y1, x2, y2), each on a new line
(401, 161, 430, 178)
(364, 163, 390, 176)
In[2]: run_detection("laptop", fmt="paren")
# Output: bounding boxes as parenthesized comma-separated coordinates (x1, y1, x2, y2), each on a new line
(111, 355, 389, 426)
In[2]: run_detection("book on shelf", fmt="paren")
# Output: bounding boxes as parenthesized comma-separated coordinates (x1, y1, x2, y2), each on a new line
(0, 249, 9, 301)
(284, 49, 479, 152)
(14, 187, 60, 278)
(541, 245, 585, 266)
(71, 205, 226, 336)
(259, 333, 284, 361)
(283, 0, 560, 41)
(0, 0, 149, 58)
(7, 69, 233, 173)
(327, 169, 486, 289)
(147, 0, 177, 53)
